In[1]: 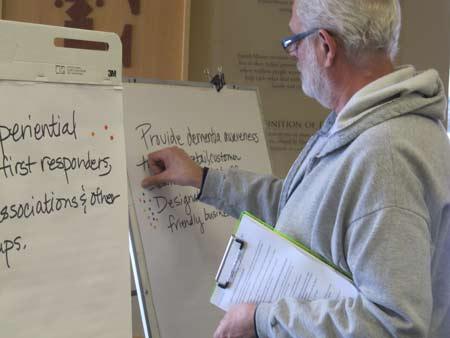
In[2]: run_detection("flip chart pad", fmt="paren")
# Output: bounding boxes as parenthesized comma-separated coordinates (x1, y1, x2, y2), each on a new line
(0, 21, 131, 338)
(0, 81, 131, 337)
(124, 82, 272, 338)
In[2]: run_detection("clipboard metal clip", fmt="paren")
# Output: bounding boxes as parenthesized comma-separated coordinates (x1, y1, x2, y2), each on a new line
(215, 235, 245, 289)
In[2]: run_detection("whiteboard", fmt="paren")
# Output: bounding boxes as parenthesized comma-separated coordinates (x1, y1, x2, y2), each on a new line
(0, 21, 131, 338)
(124, 81, 272, 338)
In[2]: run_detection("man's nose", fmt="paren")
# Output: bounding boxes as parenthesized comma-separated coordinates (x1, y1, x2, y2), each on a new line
(288, 48, 298, 59)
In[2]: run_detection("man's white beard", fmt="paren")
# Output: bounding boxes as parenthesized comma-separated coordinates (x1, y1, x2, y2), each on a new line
(298, 43, 333, 110)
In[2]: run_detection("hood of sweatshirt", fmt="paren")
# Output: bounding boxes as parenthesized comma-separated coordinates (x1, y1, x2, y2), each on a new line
(317, 65, 448, 158)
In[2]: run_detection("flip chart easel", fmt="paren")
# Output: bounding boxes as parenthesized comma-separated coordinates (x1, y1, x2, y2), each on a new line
(124, 79, 273, 338)
(0, 20, 132, 338)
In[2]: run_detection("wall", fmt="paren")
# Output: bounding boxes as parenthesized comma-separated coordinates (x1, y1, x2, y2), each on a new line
(399, 0, 450, 128)
(2, 0, 190, 80)
(189, 0, 450, 177)
(189, 0, 327, 177)
(399, 0, 450, 94)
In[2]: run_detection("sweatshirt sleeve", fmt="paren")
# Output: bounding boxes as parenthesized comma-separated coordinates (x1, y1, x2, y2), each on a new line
(198, 168, 283, 225)
(255, 207, 433, 337)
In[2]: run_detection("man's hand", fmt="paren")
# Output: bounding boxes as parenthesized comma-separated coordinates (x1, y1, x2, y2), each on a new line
(213, 303, 257, 338)
(141, 146, 203, 189)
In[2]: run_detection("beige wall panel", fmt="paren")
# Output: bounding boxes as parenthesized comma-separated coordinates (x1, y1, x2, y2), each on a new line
(3, 0, 190, 80)
(189, 0, 450, 177)
(398, 0, 450, 128)
(399, 0, 450, 95)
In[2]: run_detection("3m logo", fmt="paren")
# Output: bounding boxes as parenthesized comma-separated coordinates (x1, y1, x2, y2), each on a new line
(108, 69, 117, 77)
(56, 65, 66, 74)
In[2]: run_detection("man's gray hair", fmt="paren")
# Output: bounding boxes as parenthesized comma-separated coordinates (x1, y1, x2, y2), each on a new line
(296, 0, 401, 61)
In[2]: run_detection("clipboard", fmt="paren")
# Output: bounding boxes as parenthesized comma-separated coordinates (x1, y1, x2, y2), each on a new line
(211, 212, 358, 311)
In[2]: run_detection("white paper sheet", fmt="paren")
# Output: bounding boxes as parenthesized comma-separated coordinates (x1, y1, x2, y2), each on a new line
(211, 214, 358, 311)
(0, 81, 131, 338)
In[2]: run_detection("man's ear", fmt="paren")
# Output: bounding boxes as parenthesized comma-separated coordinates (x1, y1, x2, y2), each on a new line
(318, 29, 337, 68)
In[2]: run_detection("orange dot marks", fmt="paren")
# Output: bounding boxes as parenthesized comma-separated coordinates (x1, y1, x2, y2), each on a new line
(105, 126, 115, 141)
(91, 125, 112, 139)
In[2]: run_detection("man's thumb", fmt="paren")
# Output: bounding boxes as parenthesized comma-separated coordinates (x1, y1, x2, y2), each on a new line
(141, 173, 168, 188)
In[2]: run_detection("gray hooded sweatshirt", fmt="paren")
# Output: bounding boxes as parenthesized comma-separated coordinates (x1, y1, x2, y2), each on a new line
(200, 65, 450, 337)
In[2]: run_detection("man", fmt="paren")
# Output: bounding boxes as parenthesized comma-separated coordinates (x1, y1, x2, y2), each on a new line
(142, 0, 450, 337)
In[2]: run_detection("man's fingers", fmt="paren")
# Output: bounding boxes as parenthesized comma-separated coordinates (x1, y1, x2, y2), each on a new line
(141, 172, 169, 188)
(147, 159, 165, 175)
(147, 147, 176, 163)
(141, 146, 200, 188)
(213, 321, 224, 338)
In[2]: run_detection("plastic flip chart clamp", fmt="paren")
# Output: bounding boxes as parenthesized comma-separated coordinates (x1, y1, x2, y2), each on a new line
(204, 66, 226, 92)
(215, 235, 245, 289)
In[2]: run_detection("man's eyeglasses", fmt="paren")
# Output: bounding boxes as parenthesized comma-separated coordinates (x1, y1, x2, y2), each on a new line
(281, 28, 318, 54)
